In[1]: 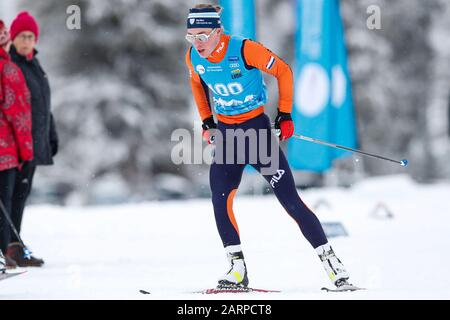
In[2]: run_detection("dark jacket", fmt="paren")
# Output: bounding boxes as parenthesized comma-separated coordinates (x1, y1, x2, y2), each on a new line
(9, 45, 58, 165)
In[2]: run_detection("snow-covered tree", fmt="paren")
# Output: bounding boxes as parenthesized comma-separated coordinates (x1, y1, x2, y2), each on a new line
(18, 0, 212, 204)
(15, 0, 449, 204)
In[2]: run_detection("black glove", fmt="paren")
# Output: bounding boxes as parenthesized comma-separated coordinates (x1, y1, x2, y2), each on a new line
(202, 116, 217, 144)
(50, 138, 58, 157)
(201, 116, 217, 130)
(49, 114, 59, 157)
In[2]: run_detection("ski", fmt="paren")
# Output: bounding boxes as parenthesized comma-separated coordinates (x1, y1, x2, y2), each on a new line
(192, 287, 281, 294)
(0, 270, 27, 282)
(139, 287, 280, 295)
(140, 286, 364, 294)
(321, 284, 365, 292)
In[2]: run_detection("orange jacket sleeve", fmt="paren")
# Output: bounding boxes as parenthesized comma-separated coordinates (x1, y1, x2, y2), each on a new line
(185, 48, 213, 121)
(243, 40, 294, 114)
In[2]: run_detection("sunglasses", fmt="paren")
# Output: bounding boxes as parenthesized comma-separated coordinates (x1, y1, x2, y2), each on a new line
(185, 29, 217, 44)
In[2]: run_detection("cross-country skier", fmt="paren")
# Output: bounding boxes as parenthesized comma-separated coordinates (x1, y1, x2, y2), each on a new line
(185, 4, 353, 290)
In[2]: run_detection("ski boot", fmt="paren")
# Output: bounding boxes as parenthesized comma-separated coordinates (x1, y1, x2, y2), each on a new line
(316, 243, 350, 288)
(217, 245, 249, 291)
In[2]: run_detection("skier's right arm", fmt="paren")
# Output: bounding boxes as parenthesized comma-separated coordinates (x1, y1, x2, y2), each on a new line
(185, 48, 214, 122)
(185, 48, 217, 143)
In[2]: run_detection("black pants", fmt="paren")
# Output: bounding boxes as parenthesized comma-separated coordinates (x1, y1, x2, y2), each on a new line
(0, 168, 17, 253)
(10, 162, 36, 243)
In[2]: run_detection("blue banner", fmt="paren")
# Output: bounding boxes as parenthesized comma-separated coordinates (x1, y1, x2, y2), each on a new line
(219, 0, 256, 39)
(288, 0, 357, 172)
(329, 0, 357, 159)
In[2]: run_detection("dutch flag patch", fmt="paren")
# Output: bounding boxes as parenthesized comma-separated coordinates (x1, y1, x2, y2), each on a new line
(266, 56, 275, 70)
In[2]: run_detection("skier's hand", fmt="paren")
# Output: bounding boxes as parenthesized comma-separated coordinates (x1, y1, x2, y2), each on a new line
(274, 110, 294, 141)
(202, 116, 217, 144)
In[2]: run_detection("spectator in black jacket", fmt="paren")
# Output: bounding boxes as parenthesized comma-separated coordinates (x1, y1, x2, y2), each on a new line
(6, 11, 59, 268)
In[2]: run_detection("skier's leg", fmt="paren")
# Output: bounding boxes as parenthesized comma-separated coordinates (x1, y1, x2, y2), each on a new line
(210, 114, 264, 288)
(251, 115, 350, 286)
(209, 161, 249, 287)
(253, 150, 350, 286)
(253, 147, 328, 248)
(249, 114, 328, 248)
(209, 161, 246, 247)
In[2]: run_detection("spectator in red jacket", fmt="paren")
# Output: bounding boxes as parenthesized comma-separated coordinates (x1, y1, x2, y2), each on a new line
(0, 19, 33, 269)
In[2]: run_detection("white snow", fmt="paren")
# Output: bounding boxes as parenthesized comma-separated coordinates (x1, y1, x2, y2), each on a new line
(1, 174, 450, 300)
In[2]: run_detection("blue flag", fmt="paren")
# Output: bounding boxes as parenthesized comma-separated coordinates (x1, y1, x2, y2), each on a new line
(329, 0, 357, 159)
(219, 0, 256, 39)
(288, 0, 357, 172)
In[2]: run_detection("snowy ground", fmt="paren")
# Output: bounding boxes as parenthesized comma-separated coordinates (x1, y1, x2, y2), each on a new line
(1, 174, 449, 300)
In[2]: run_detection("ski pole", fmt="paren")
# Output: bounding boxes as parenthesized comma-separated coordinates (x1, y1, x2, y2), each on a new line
(0, 199, 32, 259)
(291, 133, 408, 167)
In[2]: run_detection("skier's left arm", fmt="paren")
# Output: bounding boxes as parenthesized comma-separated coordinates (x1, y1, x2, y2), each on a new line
(243, 40, 294, 140)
